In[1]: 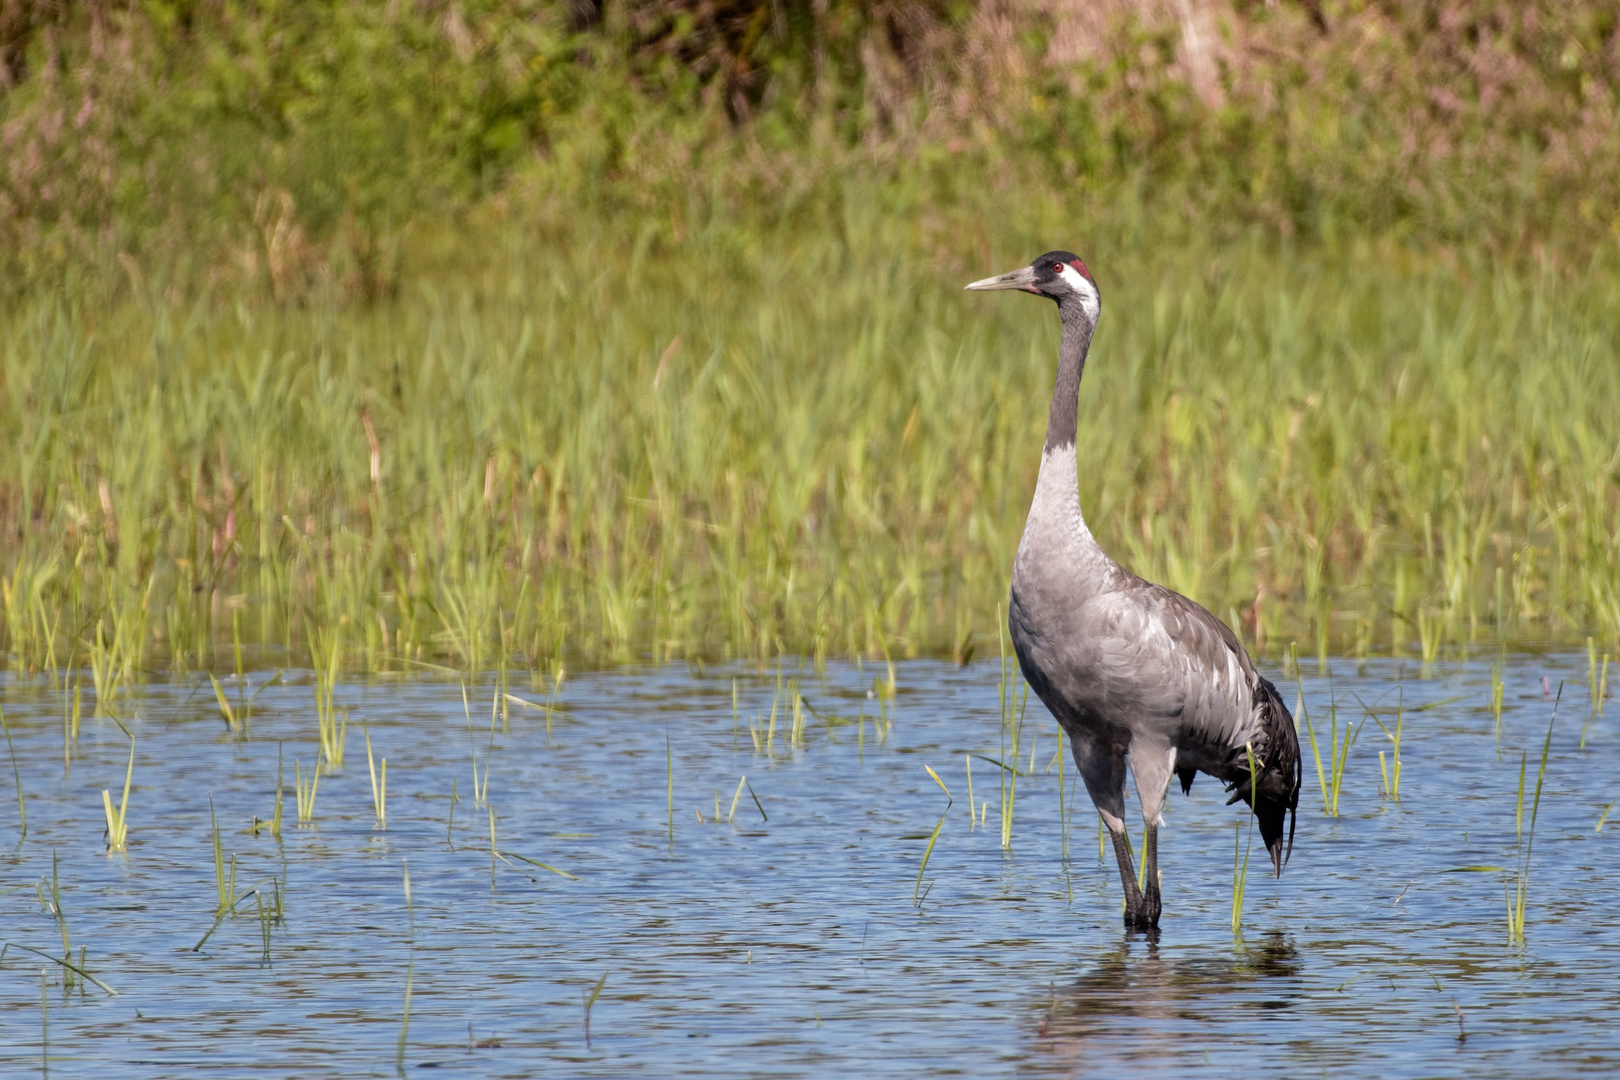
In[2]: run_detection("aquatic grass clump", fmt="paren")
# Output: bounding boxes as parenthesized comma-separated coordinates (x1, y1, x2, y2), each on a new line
(790, 690, 806, 750)
(295, 756, 321, 824)
(1584, 638, 1610, 748)
(752, 662, 800, 759)
(255, 889, 274, 967)
(85, 583, 151, 717)
(57, 677, 83, 777)
(1, 562, 60, 674)
(964, 755, 976, 828)
(210, 613, 251, 734)
(315, 640, 347, 771)
(1230, 741, 1262, 932)
(582, 973, 608, 1049)
(541, 661, 567, 740)
(469, 749, 490, 808)
(1359, 689, 1405, 802)
(995, 612, 1030, 850)
(913, 765, 953, 907)
(48, 852, 73, 986)
(269, 745, 285, 839)
(365, 728, 387, 828)
(1297, 672, 1358, 816)
(1506, 686, 1560, 944)
(210, 675, 244, 735)
(210, 796, 240, 917)
(193, 872, 286, 956)
(101, 719, 136, 853)
(1230, 821, 1253, 934)
(1490, 653, 1507, 747)
(485, 810, 577, 882)
(16, 854, 117, 996)
(721, 776, 766, 824)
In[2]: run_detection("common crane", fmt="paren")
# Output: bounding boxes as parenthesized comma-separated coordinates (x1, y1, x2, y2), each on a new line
(967, 252, 1302, 930)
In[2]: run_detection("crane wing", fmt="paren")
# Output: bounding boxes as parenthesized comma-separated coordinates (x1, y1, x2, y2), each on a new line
(1075, 576, 1300, 873)
(1075, 577, 1258, 753)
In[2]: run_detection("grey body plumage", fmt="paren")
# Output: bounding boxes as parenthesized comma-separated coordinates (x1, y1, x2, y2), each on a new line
(968, 252, 1301, 930)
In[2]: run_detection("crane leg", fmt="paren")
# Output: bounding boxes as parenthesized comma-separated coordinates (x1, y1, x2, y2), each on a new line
(1125, 741, 1172, 928)
(1140, 823, 1162, 927)
(1067, 731, 1158, 927)
(1107, 825, 1153, 929)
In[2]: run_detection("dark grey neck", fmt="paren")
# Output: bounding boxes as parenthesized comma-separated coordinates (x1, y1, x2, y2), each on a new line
(1044, 303, 1095, 453)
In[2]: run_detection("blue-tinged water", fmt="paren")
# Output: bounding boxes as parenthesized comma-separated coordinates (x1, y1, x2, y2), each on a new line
(0, 654, 1615, 1077)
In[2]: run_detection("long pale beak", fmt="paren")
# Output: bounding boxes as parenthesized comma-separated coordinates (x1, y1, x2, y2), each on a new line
(965, 265, 1039, 293)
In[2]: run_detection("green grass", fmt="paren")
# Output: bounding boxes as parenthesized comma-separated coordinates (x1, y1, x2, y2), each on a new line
(48, 850, 71, 980)
(209, 675, 243, 735)
(996, 612, 1030, 849)
(1231, 820, 1253, 935)
(270, 744, 285, 839)
(582, 973, 608, 1049)
(64, 681, 81, 775)
(469, 748, 489, 808)
(210, 795, 238, 917)
(365, 727, 388, 828)
(913, 764, 953, 907)
(1585, 637, 1610, 749)
(295, 756, 321, 824)
(1360, 688, 1406, 802)
(1491, 651, 1508, 747)
(1, 184, 1618, 674)
(101, 719, 136, 853)
(1297, 669, 1361, 817)
(1506, 686, 1560, 944)
(315, 642, 348, 769)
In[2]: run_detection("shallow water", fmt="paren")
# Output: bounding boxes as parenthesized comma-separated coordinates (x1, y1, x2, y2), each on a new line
(0, 654, 1615, 1077)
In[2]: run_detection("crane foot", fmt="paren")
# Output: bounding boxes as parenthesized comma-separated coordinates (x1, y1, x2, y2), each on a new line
(1122, 904, 1160, 931)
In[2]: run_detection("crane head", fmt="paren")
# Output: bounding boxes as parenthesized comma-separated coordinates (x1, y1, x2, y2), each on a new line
(965, 251, 1100, 323)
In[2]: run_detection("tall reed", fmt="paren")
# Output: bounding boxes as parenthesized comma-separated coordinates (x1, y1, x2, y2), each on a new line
(2, 209, 1617, 672)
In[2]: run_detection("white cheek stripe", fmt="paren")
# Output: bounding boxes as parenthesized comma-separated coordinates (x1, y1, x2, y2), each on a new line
(1056, 263, 1100, 322)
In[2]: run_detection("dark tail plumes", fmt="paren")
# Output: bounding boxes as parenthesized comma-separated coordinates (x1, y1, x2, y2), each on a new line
(1225, 676, 1302, 877)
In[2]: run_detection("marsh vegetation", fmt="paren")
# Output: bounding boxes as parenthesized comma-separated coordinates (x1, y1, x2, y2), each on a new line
(1, 3, 1618, 1070)
(1, 1, 1617, 674)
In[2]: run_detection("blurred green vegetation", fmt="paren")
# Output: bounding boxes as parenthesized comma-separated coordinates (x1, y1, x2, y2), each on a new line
(0, 1, 1617, 673)
(3, 0, 1617, 287)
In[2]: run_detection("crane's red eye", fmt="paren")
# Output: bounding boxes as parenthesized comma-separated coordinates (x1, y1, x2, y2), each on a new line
(1052, 263, 1064, 274)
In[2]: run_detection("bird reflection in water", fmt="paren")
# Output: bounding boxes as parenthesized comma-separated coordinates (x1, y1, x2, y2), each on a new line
(1032, 931, 1300, 1069)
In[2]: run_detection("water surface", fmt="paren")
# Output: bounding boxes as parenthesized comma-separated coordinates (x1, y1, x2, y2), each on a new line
(0, 654, 1615, 1076)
